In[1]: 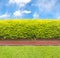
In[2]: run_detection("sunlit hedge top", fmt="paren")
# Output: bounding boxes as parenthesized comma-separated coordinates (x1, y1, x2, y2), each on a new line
(0, 20, 60, 40)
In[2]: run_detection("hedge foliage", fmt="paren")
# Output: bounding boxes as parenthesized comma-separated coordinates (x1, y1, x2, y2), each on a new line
(0, 20, 60, 40)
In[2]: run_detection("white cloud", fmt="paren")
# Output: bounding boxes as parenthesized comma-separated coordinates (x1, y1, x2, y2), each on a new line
(33, 12, 39, 18)
(57, 16, 60, 19)
(22, 10, 31, 14)
(9, 0, 31, 7)
(36, 0, 57, 12)
(56, 15, 60, 19)
(13, 10, 22, 17)
(13, 10, 31, 17)
(0, 13, 10, 18)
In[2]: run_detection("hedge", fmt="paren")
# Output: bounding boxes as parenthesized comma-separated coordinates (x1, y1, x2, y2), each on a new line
(0, 20, 60, 40)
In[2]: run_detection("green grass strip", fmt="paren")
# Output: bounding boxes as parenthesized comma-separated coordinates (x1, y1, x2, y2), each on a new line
(0, 46, 60, 58)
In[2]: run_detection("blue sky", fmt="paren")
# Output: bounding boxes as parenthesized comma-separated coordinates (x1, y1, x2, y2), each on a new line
(0, 0, 60, 19)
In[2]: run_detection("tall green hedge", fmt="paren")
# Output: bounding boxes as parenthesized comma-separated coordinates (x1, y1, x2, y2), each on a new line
(0, 20, 60, 40)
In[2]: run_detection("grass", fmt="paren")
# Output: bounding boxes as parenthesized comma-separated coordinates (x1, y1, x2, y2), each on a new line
(0, 19, 60, 40)
(0, 46, 60, 58)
